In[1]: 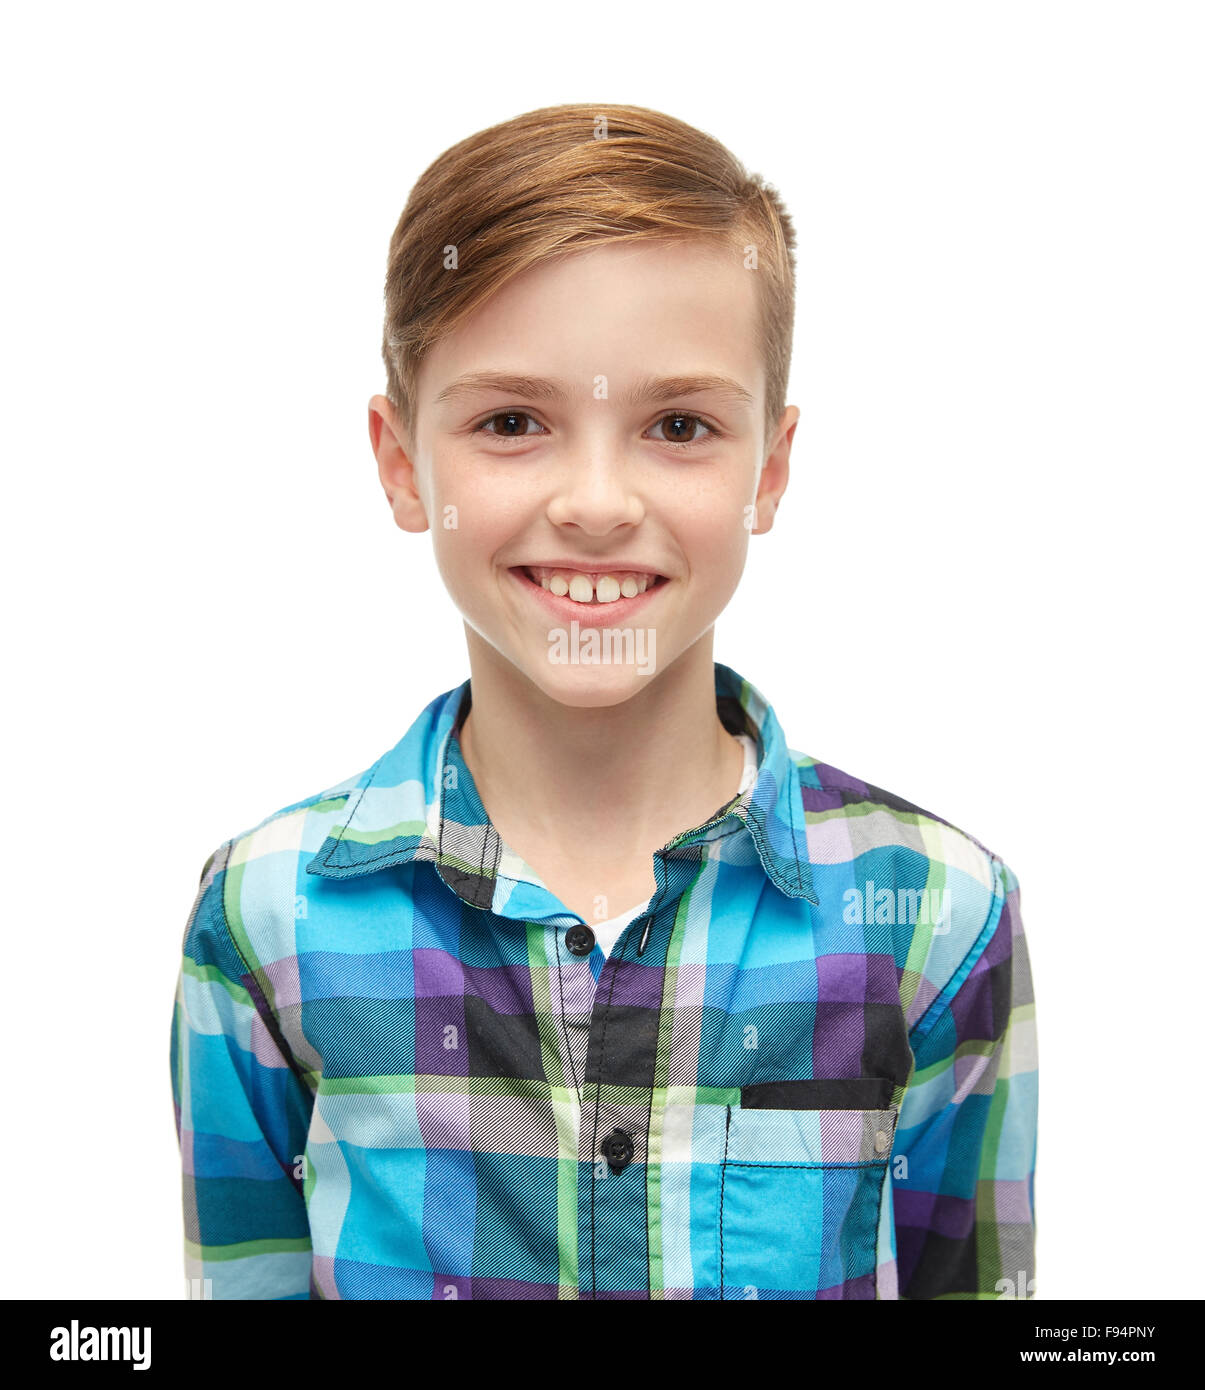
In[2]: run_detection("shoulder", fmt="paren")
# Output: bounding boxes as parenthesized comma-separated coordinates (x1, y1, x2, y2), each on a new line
(183, 754, 384, 972)
(791, 749, 1020, 1033)
(225, 768, 371, 872)
(792, 747, 1009, 876)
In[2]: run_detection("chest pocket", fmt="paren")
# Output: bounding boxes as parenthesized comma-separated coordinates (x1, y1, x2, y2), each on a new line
(719, 1078, 898, 1300)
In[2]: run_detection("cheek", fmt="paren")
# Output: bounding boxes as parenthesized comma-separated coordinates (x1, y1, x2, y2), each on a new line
(430, 521, 493, 599)
(684, 503, 752, 583)
(427, 463, 521, 567)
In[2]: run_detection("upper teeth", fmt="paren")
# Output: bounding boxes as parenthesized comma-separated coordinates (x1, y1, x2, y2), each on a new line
(526, 567, 659, 604)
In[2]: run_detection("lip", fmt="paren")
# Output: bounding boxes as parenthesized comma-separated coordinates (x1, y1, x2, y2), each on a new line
(519, 560, 667, 578)
(507, 565, 668, 626)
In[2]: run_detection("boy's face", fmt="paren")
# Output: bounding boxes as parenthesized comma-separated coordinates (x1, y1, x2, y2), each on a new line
(370, 240, 794, 707)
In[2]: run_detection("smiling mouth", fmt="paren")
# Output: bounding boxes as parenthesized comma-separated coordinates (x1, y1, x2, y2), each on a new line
(513, 565, 668, 606)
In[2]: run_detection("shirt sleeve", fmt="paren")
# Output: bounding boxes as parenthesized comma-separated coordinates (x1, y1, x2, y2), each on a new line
(892, 858, 1038, 1299)
(170, 842, 316, 1299)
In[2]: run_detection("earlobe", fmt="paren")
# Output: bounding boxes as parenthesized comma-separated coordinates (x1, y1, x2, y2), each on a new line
(369, 394, 429, 534)
(751, 496, 778, 536)
(382, 465, 430, 534)
(384, 480, 430, 534)
(752, 412, 793, 534)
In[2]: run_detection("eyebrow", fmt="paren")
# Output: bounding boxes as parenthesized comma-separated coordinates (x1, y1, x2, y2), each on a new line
(432, 371, 755, 410)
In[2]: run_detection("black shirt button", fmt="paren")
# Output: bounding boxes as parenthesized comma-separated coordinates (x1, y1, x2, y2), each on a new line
(565, 925, 596, 956)
(601, 1128, 635, 1173)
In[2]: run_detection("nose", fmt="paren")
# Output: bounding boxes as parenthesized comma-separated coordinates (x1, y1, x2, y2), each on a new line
(545, 445, 645, 535)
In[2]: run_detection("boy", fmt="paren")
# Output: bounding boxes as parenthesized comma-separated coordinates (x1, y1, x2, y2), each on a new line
(170, 103, 1037, 1300)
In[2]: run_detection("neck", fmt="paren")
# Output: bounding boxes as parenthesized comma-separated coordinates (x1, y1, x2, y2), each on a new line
(457, 628, 741, 850)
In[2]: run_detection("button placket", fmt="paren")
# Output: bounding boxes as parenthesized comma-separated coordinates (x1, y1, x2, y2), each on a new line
(547, 921, 601, 1106)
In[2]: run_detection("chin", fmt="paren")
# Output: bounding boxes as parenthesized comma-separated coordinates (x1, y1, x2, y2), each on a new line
(525, 658, 662, 709)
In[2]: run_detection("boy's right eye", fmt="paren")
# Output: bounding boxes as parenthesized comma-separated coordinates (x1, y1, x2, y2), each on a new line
(474, 410, 545, 439)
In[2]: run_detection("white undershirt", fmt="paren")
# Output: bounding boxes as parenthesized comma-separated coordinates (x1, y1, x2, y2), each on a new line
(586, 733, 759, 958)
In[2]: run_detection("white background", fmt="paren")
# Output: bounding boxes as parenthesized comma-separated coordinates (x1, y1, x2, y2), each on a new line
(2, 1, 1200, 1300)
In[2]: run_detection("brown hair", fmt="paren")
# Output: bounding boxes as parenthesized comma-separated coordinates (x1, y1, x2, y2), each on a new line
(382, 103, 797, 453)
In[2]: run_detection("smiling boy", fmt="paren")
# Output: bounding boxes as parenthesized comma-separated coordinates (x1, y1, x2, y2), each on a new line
(171, 103, 1037, 1300)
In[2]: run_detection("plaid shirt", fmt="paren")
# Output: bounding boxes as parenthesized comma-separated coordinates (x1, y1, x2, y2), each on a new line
(170, 662, 1037, 1300)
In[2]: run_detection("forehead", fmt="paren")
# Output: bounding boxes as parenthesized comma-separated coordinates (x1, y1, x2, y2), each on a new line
(419, 240, 763, 403)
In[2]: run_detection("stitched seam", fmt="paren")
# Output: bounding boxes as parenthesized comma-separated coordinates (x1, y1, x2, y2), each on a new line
(719, 1120, 888, 1299)
(314, 755, 388, 865)
(485, 822, 503, 905)
(908, 857, 1006, 1045)
(587, 890, 664, 1298)
(552, 925, 581, 1103)
(719, 1105, 731, 1300)
(216, 860, 315, 1194)
(589, 935, 626, 1298)
(680, 822, 745, 846)
(440, 739, 475, 905)
(872, 1151, 892, 1300)
(639, 901, 680, 1299)
(724, 779, 816, 901)
(722, 1161, 888, 1170)
(315, 833, 426, 873)
(784, 763, 806, 891)
(634, 850, 675, 957)
(218, 875, 311, 1093)
(436, 741, 450, 872)
(437, 725, 503, 909)
(643, 1068, 654, 1300)
(800, 773, 1002, 868)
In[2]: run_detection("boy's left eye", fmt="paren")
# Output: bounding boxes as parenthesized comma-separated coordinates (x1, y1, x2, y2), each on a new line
(646, 412, 718, 447)
(473, 409, 720, 448)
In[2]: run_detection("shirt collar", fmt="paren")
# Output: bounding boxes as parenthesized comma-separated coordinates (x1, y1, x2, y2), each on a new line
(306, 662, 818, 911)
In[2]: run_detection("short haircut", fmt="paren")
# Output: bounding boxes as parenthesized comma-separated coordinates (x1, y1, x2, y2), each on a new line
(382, 103, 797, 453)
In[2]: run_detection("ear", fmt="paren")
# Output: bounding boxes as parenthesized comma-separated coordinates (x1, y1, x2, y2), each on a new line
(749, 405, 797, 535)
(369, 394, 429, 533)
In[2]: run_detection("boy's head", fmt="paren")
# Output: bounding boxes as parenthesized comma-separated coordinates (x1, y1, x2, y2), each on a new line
(369, 104, 798, 705)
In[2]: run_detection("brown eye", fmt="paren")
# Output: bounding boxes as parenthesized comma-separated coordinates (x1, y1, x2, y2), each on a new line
(479, 410, 538, 437)
(649, 412, 717, 447)
(664, 414, 697, 442)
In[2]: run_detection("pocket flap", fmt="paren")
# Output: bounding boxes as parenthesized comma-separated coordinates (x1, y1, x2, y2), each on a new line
(740, 1077, 895, 1110)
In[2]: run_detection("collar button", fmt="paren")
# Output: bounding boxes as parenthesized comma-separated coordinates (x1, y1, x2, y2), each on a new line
(565, 925, 596, 956)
